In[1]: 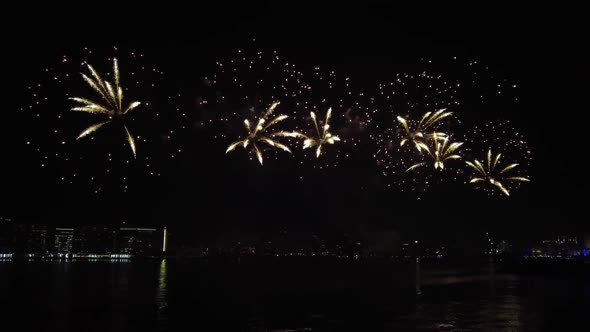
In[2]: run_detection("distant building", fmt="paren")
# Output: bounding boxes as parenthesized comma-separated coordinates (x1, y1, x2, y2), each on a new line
(117, 227, 161, 255)
(74, 225, 117, 254)
(528, 235, 587, 258)
(541, 240, 559, 257)
(0, 222, 168, 257)
(234, 242, 256, 256)
(256, 240, 275, 256)
(365, 229, 401, 257)
(13, 224, 48, 254)
(496, 240, 512, 254)
(0, 218, 13, 252)
(53, 228, 74, 253)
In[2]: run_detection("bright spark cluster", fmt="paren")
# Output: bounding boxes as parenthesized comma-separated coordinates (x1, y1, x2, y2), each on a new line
(21, 47, 184, 194)
(300, 108, 341, 158)
(370, 57, 525, 195)
(466, 149, 529, 196)
(406, 132, 463, 171)
(397, 109, 453, 153)
(71, 58, 141, 158)
(198, 45, 373, 170)
(21, 46, 530, 198)
(461, 120, 532, 196)
(225, 102, 299, 165)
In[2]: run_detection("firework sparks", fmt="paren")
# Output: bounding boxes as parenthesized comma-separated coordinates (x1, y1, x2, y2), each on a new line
(462, 120, 532, 196)
(298, 108, 341, 158)
(397, 109, 452, 153)
(71, 58, 141, 158)
(225, 101, 298, 165)
(406, 133, 463, 171)
(23, 47, 171, 194)
(466, 149, 530, 196)
(199, 46, 372, 170)
(371, 56, 521, 194)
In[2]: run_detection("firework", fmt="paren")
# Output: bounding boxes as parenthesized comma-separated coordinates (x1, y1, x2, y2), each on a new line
(370, 56, 522, 194)
(225, 101, 299, 165)
(22, 47, 172, 194)
(370, 69, 465, 193)
(461, 120, 532, 196)
(298, 108, 341, 158)
(199, 46, 372, 170)
(406, 133, 463, 171)
(465, 149, 529, 196)
(397, 109, 452, 153)
(71, 58, 141, 158)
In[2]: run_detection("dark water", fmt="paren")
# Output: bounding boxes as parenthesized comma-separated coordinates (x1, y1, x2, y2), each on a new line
(0, 259, 588, 331)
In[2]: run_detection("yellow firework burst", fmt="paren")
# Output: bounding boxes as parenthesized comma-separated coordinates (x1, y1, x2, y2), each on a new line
(407, 133, 463, 171)
(225, 102, 299, 165)
(299, 108, 341, 158)
(466, 149, 530, 196)
(70, 58, 141, 158)
(397, 109, 452, 153)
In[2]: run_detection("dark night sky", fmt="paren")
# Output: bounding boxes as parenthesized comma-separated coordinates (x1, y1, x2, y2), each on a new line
(1, 3, 586, 245)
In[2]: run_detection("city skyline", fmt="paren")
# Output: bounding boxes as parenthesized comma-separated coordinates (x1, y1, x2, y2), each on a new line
(2, 218, 588, 260)
(0, 221, 166, 257)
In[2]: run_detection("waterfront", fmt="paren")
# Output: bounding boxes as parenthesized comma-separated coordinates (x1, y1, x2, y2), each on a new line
(0, 259, 588, 331)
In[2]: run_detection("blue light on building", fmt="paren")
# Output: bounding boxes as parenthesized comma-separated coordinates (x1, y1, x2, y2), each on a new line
(583, 248, 588, 257)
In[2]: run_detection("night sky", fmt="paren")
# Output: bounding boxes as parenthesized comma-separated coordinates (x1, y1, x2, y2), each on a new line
(2, 3, 586, 246)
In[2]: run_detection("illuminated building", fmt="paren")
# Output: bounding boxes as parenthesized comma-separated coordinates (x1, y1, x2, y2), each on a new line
(1, 222, 169, 257)
(53, 228, 74, 254)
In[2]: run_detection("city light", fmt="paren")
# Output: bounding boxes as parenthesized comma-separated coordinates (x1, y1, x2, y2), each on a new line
(162, 226, 168, 254)
(120, 228, 157, 232)
(0, 224, 167, 258)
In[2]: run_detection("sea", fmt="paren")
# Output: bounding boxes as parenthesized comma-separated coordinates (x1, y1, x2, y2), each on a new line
(0, 258, 588, 331)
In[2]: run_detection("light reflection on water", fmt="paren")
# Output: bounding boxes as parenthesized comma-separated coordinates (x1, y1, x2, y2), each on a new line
(0, 259, 587, 331)
(155, 259, 168, 331)
(410, 261, 527, 332)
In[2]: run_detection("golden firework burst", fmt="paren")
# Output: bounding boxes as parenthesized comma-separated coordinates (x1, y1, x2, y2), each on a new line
(397, 109, 452, 153)
(298, 108, 341, 158)
(466, 149, 530, 196)
(225, 102, 299, 165)
(407, 132, 463, 171)
(70, 58, 141, 158)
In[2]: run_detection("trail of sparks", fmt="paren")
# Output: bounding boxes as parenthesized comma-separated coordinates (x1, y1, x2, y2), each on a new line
(23, 47, 530, 199)
(71, 58, 141, 158)
(461, 120, 532, 196)
(371, 56, 520, 194)
(299, 108, 341, 158)
(406, 133, 463, 171)
(22, 47, 175, 194)
(397, 109, 452, 153)
(199, 46, 372, 170)
(466, 149, 530, 196)
(225, 102, 299, 165)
